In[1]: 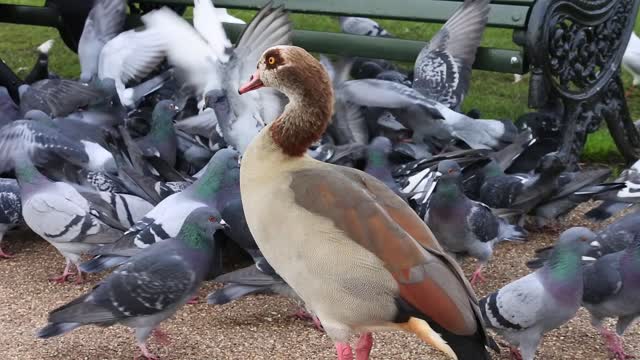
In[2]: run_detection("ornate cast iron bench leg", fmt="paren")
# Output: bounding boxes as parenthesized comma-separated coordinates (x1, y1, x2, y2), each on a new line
(521, 0, 640, 169)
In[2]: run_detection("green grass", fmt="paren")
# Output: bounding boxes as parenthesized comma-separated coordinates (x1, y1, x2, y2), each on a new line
(1, 1, 639, 165)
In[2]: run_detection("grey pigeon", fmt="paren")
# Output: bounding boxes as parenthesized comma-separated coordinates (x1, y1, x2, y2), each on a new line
(365, 136, 402, 196)
(0, 120, 89, 174)
(426, 160, 527, 284)
(14, 157, 123, 284)
(78, 0, 127, 82)
(18, 79, 105, 117)
(98, 27, 167, 107)
(582, 235, 640, 360)
(142, 3, 291, 153)
(480, 227, 600, 360)
(24, 110, 117, 173)
(135, 100, 180, 168)
(527, 210, 640, 269)
(342, 78, 517, 150)
(0, 86, 19, 127)
(208, 259, 295, 306)
(80, 148, 239, 272)
(585, 159, 640, 221)
(622, 32, 640, 95)
(37, 207, 225, 360)
(413, 0, 490, 111)
(0, 178, 21, 258)
(339, 16, 391, 37)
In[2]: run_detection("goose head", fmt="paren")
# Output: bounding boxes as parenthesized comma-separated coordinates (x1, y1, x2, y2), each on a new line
(238, 46, 334, 157)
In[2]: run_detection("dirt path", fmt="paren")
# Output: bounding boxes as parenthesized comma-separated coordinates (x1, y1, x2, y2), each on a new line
(0, 203, 637, 359)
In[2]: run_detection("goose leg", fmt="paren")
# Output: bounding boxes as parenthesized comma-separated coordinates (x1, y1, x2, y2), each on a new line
(335, 342, 354, 360)
(355, 332, 373, 360)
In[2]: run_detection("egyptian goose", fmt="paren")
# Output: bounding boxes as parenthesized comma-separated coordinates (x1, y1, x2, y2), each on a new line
(238, 45, 493, 360)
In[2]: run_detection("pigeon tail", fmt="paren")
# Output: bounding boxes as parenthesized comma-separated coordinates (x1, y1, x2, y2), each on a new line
(79, 255, 128, 273)
(37, 39, 54, 55)
(207, 284, 272, 305)
(37, 322, 81, 338)
(585, 201, 632, 222)
(497, 221, 528, 243)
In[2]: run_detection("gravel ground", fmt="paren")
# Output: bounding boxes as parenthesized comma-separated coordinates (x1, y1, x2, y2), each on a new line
(0, 202, 638, 359)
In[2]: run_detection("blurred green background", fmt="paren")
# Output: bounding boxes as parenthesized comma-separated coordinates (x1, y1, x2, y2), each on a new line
(1, 0, 640, 165)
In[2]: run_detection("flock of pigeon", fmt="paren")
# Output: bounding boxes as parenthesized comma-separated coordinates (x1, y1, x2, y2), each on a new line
(0, 0, 640, 359)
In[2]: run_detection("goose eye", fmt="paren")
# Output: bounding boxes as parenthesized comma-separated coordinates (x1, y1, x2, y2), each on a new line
(268, 56, 276, 65)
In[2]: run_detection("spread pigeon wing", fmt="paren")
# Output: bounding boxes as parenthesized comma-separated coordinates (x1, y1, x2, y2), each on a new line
(413, 0, 490, 110)
(193, 0, 232, 60)
(0, 120, 88, 173)
(342, 79, 444, 120)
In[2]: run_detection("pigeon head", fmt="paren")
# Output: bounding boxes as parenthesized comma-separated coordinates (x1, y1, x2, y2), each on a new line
(368, 137, 392, 167)
(191, 148, 240, 200)
(24, 110, 52, 123)
(437, 160, 462, 179)
(177, 207, 226, 250)
(545, 227, 600, 281)
(555, 227, 599, 255)
(150, 100, 179, 139)
(536, 153, 566, 175)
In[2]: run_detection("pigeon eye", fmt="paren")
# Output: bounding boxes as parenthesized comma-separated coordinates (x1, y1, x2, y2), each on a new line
(208, 216, 217, 223)
(268, 56, 276, 65)
(448, 169, 454, 174)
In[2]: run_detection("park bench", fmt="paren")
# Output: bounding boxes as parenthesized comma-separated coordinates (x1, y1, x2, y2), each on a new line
(0, 0, 639, 168)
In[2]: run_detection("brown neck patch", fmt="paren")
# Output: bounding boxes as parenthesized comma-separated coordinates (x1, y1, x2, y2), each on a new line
(268, 47, 334, 157)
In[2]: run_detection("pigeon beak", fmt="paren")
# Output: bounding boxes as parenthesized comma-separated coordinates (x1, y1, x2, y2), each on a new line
(220, 218, 228, 226)
(238, 70, 264, 95)
(590, 240, 601, 248)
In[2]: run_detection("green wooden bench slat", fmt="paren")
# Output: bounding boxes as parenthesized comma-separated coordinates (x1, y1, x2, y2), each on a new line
(222, 23, 525, 73)
(140, 0, 531, 28)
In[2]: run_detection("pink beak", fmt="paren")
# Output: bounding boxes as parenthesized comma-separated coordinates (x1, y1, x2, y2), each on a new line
(238, 70, 264, 94)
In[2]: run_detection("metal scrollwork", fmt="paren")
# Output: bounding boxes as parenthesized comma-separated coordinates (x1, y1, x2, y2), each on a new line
(521, 0, 640, 168)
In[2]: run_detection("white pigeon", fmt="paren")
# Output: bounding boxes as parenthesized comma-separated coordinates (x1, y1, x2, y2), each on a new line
(623, 32, 640, 95)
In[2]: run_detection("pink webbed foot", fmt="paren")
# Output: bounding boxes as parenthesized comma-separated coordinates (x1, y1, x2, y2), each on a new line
(355, 333, 373, 360)
(601, 328, 635, 360)
(470, 265, 486, 286)
(152, 328, 171, 346)
(136, 343, 159, 360)
(508, 346, 523, 360)
(336, 342, 354, 360)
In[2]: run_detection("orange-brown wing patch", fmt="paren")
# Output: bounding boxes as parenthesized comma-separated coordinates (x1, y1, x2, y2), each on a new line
(290, 165, 478, 335)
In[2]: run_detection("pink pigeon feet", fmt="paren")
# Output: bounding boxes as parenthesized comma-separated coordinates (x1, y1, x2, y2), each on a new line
(508, 346, 523, 360)
(186, 296, 199, 305)
(470, 265, 486, 286)
(152, 328, 171, 346)
(601, 328, 635, 360)
(136, 343, 159, 360)
(49, 262, 76, 284)
(355, 333, 373, 360)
